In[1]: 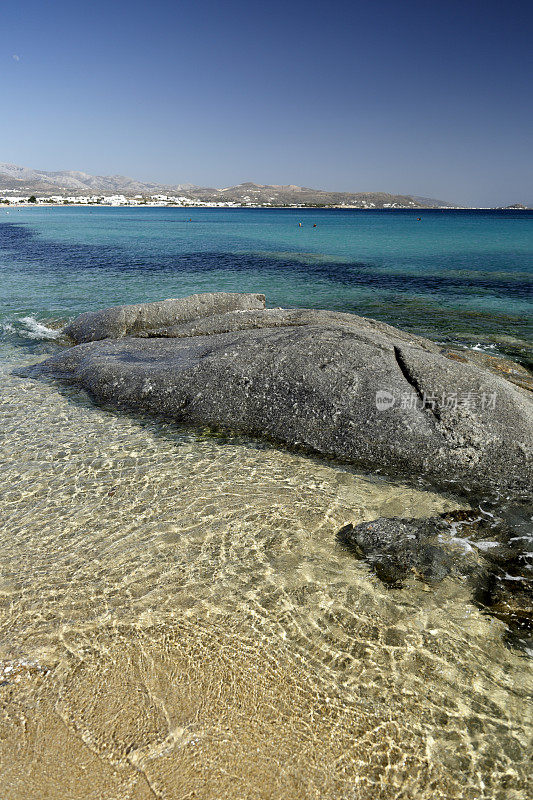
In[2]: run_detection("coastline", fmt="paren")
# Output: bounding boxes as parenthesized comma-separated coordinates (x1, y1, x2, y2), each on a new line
(3, 202, 528, 209)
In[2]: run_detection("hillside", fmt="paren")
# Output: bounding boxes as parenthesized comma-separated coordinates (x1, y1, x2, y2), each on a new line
(0, 162, 451, 207)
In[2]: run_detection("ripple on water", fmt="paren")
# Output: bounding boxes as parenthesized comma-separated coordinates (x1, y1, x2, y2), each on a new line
(0, 355, 531, 800)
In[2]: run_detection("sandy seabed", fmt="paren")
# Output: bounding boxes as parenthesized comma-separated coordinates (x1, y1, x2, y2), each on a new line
(0, 357, 531, 800)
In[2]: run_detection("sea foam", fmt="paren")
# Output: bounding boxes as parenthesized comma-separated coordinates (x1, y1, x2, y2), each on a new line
(18, 316, 62, 340)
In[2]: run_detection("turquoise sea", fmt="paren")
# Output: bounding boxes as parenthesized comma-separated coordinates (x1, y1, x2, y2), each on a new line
(0, 207, 532, 798)
(1, 206, 532, 364)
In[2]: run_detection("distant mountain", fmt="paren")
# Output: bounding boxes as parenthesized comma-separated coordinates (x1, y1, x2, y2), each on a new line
(0, 162, 191, 194)
(0, 162, 451, 208)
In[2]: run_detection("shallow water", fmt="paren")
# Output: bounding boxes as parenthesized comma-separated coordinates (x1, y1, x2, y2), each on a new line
(0, 353, 531, 799)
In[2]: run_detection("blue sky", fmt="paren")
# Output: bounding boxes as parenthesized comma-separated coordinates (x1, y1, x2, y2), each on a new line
(1, 0, 532, 205)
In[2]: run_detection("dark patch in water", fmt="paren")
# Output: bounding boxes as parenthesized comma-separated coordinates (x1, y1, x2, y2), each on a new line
(1, 221, 531, 297)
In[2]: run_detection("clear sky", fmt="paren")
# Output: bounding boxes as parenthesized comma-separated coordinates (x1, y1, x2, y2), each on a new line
(1, 0, 532, 206)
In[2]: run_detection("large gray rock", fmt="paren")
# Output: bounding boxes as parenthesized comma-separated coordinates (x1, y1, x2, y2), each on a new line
(38, 296, 533, 499)
(63, 292, 266, 343)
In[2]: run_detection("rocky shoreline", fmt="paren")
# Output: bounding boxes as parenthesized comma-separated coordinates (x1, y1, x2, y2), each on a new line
(35, 292, 532, 501)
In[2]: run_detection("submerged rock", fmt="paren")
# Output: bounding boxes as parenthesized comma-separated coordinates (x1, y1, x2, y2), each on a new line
(443, 508, 533, 648)
(36, 293, 532, 499)
(337, 516, 482, 586)
(338, 509, 533, 650)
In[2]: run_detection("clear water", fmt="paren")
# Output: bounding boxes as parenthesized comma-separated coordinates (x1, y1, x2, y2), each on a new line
(1, 206, 532, 363)
(0, 207, 532, 799)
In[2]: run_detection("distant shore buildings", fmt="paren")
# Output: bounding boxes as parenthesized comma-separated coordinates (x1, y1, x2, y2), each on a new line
(0, 192, 247, 208)
(0, 192, 437, 209)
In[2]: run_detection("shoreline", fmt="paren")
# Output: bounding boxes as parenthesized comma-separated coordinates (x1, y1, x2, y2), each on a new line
(3, 202, 529, 210)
